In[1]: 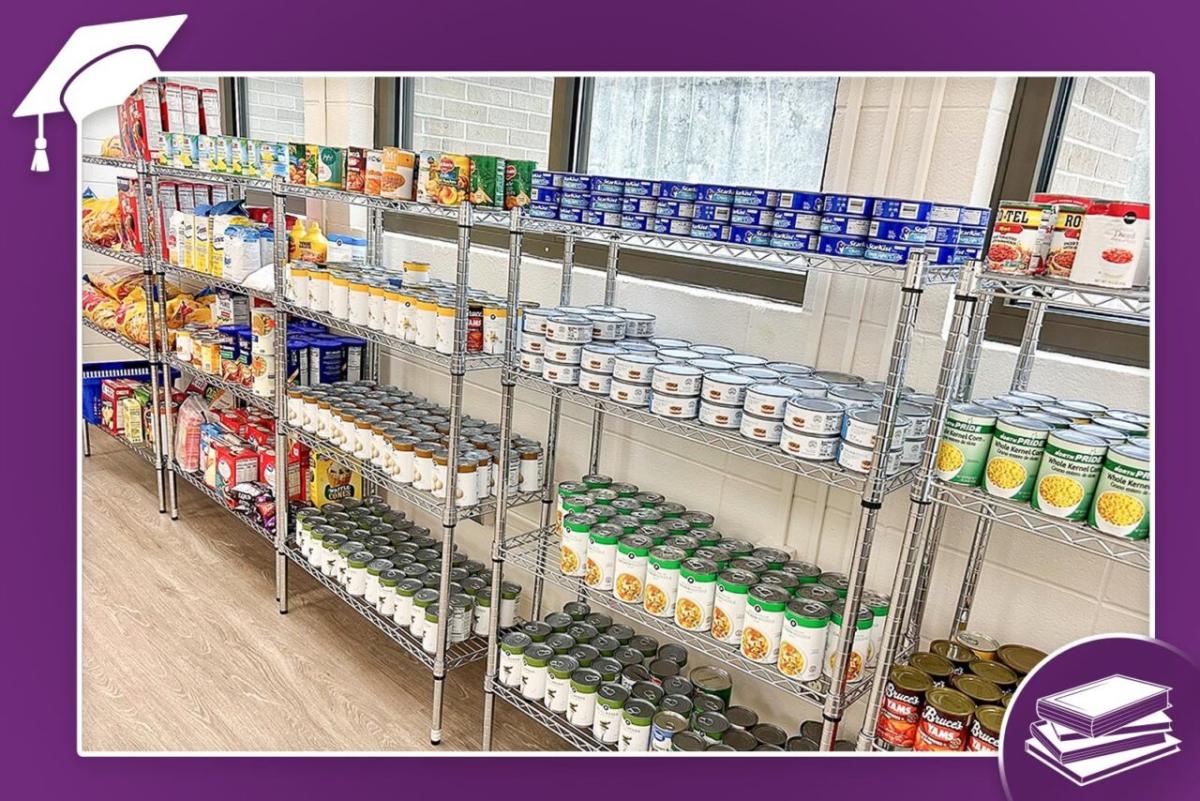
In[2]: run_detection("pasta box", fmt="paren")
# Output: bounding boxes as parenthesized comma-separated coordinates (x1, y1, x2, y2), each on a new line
(101, 379, 141, 434)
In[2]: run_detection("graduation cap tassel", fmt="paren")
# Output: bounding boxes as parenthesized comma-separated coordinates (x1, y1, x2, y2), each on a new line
(31, 114, 49, 173)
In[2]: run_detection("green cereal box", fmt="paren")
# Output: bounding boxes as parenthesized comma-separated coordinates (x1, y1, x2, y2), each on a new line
(468, 155, 506, 207)
(504, 159, 537, 209)
(287, 142, 307, 184)
(196, 135, 218, 172)
(317, 146, 346, 190)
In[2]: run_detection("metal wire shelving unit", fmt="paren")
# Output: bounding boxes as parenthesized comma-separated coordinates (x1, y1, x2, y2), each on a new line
(81, 317, 152, 359)
(167, 356, 274, 413)
(162, 262, 275, 303)
(83, 240, 146, 268)
(172, 465, 275, 544)
(491, 682, 615, 751)
(86, 421, 156, 466)
(857, 266, 1152, 751)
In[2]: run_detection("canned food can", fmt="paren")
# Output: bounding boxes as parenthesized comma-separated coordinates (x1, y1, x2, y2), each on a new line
(837, 440, 902, 476)
(841, 407, 910, 450)
(560, 173, 590, 192)
(690, 222, 730, 241)
(578, 369, 614, 396)
(544, 341, 584, 365)
(652, 363, 704, 395)
(928, 203, 962, 224)
(699, 400, 743, 429)
(702, 371, 755, 405)
(530, 186, 561, 205)
(983, 415, 1053, 501)
(778, 599, 830, 681)
(876, 665, 934, 749)
(650, 391, 700, 419)
(623, 178, 659, 198)
(557, 206, 584, 224)
(914, 687, 975, 752)
(729, 225, 772, 246)
(658, 181, 698, 201)
(559, 189, 591, 209)
(693, 202, 732, 222)
(589, 194, 623, 213)
(900, 438, 923, 465)
(740, 411, 784, 444)
(924, 223, 960, 245)
(542, 360, 581, 385)
(821, 213, 871, 237)
(959, 206, 992, 228)
(935, 403, 1000, 485)
(532, 170, 563, 188)
(730, 206, 776, 226)
(518, 350, 544, 374)
(1088, 442, 1150, 539)
(545, 314, 594, 344)
(822, 194, 872, 216)
(772, 209, 823, 231)
(616, 311, 656, 338)
(869, 218, 930, 243)
(740, 584, 791, 664)
(620, 212, 653, 231)
(612, 353, 658, 383)
(743, 383, 796, 419)
(580, 344, 622, 373)
(784, 397, 845, 435)
(781, 428, 840, 461)
(817, 234, 866, 258)
(966, 705, 1004, 752)
(1031, 428, 1108, 520)
(863, 238, 922, 264)
(651, 711, 689, 752)
(987, 201, 1054, 274)
(776, 190, 824, 212)
(871, 198, 932, 222)
(610, 378, 651, 407)
(622, 196, 658, 215)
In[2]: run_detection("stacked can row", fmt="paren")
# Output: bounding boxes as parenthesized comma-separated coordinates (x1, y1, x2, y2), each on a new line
(528, 171, 988, 265)
(288, 261, 516, 355)
(934, 390, 1151, 539)
(285, 380, 543, 508)
(499, 599, 826, 751)
(292, 499, 524, 654)
(550, 473, 893, 687)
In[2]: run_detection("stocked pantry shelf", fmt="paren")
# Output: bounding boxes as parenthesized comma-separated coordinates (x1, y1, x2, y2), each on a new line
(154, 164, 274, 191)
(283, 422, 540, 519)
(491, 683, 614, 752)
(88, 422, 156, 465)
(514, 374, 916, 495)
(521, 217, 961, 285)
(82, 240, 146, 267)
(172, 463, 274, 544)
(167, 357, 273, 413)
(502, 526, 901, 708)
(283, 545, 494, 672)
(82, 317, 151, 359)
(980, 274, 1150, 318)
(284, 183, 514, 228)
(162, 263, 275, 302)
(932, 481, 1150, 569)
(280, 302, 506, 372)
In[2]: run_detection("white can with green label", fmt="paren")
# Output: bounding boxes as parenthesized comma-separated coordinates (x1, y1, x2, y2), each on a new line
(1031, 429, 1108, 520)
(1088, 442, 1150, 539)
(936, 403, 999, 486)
(983, 415, 1053, 501)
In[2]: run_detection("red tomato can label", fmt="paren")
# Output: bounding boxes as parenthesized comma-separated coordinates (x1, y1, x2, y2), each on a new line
(987, 202, 1054, 275)
(913, 688, 974, 752)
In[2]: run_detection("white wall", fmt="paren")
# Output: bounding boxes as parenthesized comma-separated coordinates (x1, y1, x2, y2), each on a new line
(411, 76, 553, 163)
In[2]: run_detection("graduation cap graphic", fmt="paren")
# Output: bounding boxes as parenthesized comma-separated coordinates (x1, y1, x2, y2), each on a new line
(13, 15, 187, 172)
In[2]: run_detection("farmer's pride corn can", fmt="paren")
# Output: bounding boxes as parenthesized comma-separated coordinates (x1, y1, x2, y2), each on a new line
(983, 416, 1053, 501)
(1088, 442, 1150, 539)
(1031, 429, 1108, 520)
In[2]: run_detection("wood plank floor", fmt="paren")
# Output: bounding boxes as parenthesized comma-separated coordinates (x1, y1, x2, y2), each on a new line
(81, 429, 564, 752)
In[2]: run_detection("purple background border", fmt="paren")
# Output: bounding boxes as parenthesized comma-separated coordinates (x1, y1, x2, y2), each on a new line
(2, 3, 1186, 799)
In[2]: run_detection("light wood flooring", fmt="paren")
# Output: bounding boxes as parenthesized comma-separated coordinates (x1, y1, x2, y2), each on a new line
(82, 429, 563, 752)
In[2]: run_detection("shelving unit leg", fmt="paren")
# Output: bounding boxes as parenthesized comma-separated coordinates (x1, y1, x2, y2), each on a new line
(151, 169, 180, 520)
(137, 162, 167, 515)
(820, 253, 927, 750)
(586, 239, 621, 475)
(949, 298, 1046, 632)
(856, 264, 979, 750)
(956, 286, 992, 402)
(82, 418, 91, 457)
(271, 177, 290, 612)
(482, 209, 524, 751)
(430, 202, 475, 745)
(907, 502, 946, 642)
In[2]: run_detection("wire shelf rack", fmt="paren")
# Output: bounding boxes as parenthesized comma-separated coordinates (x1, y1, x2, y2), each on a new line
(491, 682, 615, 752)
(82, 317, 151, 359)
(502, 526, 898, 709)
(284, 545, 495, 672)
(81, 155, 138, 169)
(167, 357, 274, 414)
(88, 422, 156, 465)
(521, 217, 961, 285)
(513, 374, 917, 496)
(979, 274, 1150, 319)
(283, 422, 541, 519)
(162, 263, 275, 302)
(932, 481, 1150, 569)
(153, 165, 274, 191)
(82, 240, 146, 267)
(283, 183, 514, 228)
(280, 302, 506, 372)
(172, 463, 274, 544)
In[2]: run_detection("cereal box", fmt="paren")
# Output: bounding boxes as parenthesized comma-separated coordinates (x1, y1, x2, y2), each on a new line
(200, 87, 222, 135)
(100, 379, 140, 434)
(116, 176, 144, 255)
(316, 146, 346, 190)
(287, 142, 306, 184)
(304, 145, 320, 186)
(504, 159, 537, 209)
(214, 442, 259, 499)
(259, 442, 309, 501)
(381, 147, 416, 200)
(196, 135, 218, 172)
(170, 132, 194, 168)
(416, 150, 440, 204)
(346, 147, 366, 193)
(162, 82, 185, 133)
(468, 155, 506, 207)
(365, 149, 383, 196)
(309, 454, 362, 506)
(181, 85, 201, 135)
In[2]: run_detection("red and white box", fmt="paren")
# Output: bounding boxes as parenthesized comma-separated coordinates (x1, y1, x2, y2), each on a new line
(200, 87, 222, 135)
(116, 176, 144, 255)
(258, 442, 309, 500)
(162, 82, 184, 133)
(139, 80, 165, 162)
(181, 85, 201, 135)
(100, 379, 140, 434)
(214, 442, 259, 497)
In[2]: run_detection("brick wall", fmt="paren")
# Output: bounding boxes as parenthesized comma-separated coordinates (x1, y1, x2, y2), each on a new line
(1048, 76, 1150, 200)
(246, 77, 306, 140)
(411, 77, 553, 165)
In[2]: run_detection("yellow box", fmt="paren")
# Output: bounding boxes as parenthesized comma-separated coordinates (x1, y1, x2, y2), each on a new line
(119, 397, 144, 443)
(309, 454, 362, 507)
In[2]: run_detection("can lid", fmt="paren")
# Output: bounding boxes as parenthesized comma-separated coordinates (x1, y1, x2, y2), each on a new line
(975, 705, 1006, 732)
(996, 644, 1047, 675)
(969, 660, 1019, 687)
(889, 664, 934, 694)
(785, 599, 831, 626)
(927, 687, 976, 717)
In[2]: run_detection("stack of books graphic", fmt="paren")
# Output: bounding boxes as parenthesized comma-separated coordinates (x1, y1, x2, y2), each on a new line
(1026, 675, 1180, 786)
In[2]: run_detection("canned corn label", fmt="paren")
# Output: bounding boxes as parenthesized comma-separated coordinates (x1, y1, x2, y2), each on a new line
(936, 408, 997, 486)
(1031, 437, 1107, 520)
(983, 419, 1050, 502)
(1088, 447, 1149, 539)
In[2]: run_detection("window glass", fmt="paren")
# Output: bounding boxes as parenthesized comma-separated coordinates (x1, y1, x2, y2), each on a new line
(585, 76, 837, 189)
(1046, 76, 1150, 202)
(410, 76, 554, 164)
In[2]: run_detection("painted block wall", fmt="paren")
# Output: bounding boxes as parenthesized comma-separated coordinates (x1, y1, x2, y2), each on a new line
(412, 76, 554, 164)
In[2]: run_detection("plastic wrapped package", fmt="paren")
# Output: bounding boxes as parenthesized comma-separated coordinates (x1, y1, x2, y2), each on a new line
(174, 394, 208, 472)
